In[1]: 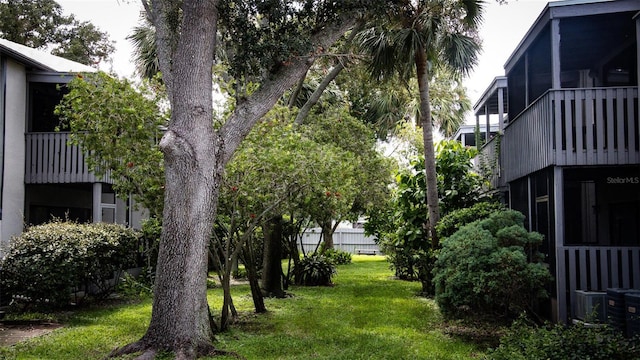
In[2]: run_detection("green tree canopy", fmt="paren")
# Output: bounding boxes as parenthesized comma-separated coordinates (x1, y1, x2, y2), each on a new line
(55, 72, 167, 217)
(0, 0, 114, 65)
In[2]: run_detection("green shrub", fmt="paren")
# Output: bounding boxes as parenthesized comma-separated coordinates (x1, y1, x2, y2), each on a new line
(294, 255, 336, 286)
(324, 248, 352, 265)
(433, 210, 552, 320)
(1, 221, 140, 309)
(436, 201, 506, 240)
(488, 318, 640, 360)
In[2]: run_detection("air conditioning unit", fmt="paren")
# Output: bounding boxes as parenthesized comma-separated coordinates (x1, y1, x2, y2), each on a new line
(574, 290, 607, 323)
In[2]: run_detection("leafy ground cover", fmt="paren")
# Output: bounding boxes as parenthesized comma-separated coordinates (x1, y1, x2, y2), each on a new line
(0, 256, 485, 359)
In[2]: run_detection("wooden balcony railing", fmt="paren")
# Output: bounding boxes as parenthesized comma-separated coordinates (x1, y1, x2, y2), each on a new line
(478, 87, 639, 184)
(25, 132, 110, 184)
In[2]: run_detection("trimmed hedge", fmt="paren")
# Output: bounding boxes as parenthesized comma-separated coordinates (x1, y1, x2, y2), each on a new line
(1, 221, 140, 309)
(433, 210, 552, 320)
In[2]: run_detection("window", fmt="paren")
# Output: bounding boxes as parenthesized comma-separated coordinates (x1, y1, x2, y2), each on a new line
(28, 82, 68, 132)
(564, 167, 640, 246)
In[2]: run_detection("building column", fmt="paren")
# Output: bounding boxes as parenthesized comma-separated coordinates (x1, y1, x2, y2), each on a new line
(497, 87, 505, 131)
(485, 105, 490, 143)
(553, 166, 566, 323)
(92, 182, 102, 223)
(551, 18, 561, 89)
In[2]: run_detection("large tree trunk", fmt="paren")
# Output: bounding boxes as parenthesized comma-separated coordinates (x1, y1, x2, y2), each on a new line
(261, 216, 285, 298)
(415, 49, 440, 249)
(110, 1, 221, 358)
(111, 1, 359, 357)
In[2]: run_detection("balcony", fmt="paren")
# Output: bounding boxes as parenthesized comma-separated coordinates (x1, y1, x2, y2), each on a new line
(478, 87, 639, 186)
(25, 132, 110, 184)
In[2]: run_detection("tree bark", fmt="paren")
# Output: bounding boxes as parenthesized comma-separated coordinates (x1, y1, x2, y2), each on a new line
(110, 1, 221, 358)
(293, 21, 363, 125)
(111, 2, 360, 357)
(242, 241, 267, 313)
(415, 48, 440, 249)
(320, 220, 334, 251)
(261, 216, 285, 298)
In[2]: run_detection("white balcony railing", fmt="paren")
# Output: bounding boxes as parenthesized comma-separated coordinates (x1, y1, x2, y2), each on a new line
(25, 132, 109, 184)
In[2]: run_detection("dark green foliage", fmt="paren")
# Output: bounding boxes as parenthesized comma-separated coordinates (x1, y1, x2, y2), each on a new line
(1, 221, 140, 309)
(436, 201, 506, 240)
(433, 210, 552, 320)
(0, 0, 114, 65)
(294, 255, 336, 286)
(368, 140, 493, 292)
(488, 318, 640, 360)
(217, 0, 393, 85)
(435, 141, 493, 215)
(323, 248, 352, 265)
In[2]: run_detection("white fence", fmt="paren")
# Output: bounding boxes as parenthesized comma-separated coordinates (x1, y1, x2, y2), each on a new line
(298, 228, 380, 254)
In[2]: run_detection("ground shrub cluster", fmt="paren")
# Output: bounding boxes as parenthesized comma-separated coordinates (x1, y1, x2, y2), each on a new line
(293, 254, 336, 286)
(1, 221, 141, 309)
(488, 318, 640, 360)
(433, 209, 552, 320)
(323, 248, 352, 265)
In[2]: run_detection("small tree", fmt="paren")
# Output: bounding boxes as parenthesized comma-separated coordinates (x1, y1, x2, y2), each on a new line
(56, 72, 167, 218)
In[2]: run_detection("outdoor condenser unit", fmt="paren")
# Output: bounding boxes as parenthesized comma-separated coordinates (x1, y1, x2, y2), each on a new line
(574, 290, 607, 323)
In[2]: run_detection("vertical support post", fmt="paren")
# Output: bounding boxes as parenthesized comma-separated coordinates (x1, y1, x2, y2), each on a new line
(527, 176, 533, 231)
(525, 52, 530, 107)
(485, 105, 490, 144)
(636, 15, 640, 154)
(92, 182, 102, 223)
(551, 18, 561, 90)
(475, 114, 481, 147)
(498, 87, 505, 132)
(553, 166, 566, 323)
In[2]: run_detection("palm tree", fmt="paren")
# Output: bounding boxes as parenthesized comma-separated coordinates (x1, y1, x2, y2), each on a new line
(359, 0, 483, 248)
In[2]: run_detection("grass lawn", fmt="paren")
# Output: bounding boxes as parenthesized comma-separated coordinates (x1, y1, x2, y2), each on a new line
(0, 256, 486, 359)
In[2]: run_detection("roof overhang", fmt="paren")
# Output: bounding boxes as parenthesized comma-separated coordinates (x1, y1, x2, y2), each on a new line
(504, 0, 640, 74)
(0, 38, 95, 73)
(473, 76, 508, 116)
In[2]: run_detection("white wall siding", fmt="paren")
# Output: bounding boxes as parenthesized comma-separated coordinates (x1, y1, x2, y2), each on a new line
(1, 59, 27, 246)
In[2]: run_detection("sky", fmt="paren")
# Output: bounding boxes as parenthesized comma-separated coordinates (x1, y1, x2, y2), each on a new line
(56, 0, 556, 117)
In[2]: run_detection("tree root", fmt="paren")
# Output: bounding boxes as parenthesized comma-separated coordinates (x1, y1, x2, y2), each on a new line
(106, 339, 246, 360)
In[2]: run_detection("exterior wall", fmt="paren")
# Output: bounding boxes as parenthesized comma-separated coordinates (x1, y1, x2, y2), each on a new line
(1, 59, 27, 247)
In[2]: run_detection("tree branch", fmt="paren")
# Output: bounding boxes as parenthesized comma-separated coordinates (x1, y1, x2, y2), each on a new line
(219, 16, 359, 165)
(294, 21, 365, 125)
